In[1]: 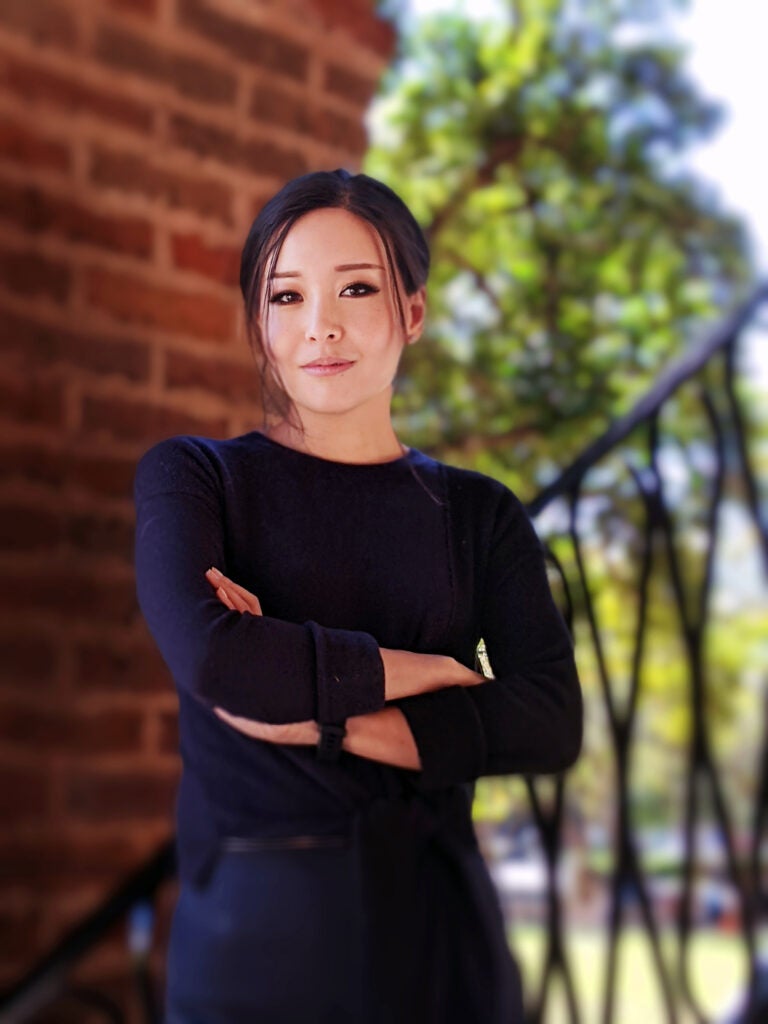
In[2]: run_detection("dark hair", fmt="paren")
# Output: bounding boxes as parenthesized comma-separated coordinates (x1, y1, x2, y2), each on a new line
(239, 168, 430, 421)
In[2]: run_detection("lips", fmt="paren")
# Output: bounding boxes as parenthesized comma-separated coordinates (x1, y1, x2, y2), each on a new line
(301, 358, 355, 377)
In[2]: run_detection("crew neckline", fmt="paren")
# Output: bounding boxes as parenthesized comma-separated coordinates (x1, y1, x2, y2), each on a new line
(248, 430, 424, 469)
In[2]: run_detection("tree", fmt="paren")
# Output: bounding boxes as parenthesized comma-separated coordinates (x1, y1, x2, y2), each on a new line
(367, 0, 754, 499)
(368, 2, 766, 850)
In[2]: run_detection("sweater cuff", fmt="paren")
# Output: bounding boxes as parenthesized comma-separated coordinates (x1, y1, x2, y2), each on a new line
(397, 686, 487, 789)
(308, 622, 385, 723)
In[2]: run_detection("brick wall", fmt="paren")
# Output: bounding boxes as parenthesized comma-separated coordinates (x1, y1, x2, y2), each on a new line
(0, 0, 393, 1012)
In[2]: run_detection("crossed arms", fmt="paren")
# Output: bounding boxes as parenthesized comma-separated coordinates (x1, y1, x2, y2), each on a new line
(205, 566, 485, 771)
(134, 437, 582, 788)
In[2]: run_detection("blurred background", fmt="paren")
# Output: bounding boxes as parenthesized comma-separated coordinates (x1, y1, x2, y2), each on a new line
(0, 0, 765, 1021)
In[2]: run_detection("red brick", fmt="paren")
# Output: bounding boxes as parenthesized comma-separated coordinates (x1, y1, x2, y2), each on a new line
(0, 905, 43, 980)
(90, 146, 233, 225)
(105, 0, 159, 16)
(81, 394, 228, 443)
(249, 86, 367, 151)
(0, 181, 154, 259)
(249, 80, 309, 133)
(94, 24, 237, 105)
(169, 112, 306, 180)
(0, 115, 71, 173)
(157, 709, 179, 754)
(0, 702, 145, 756)
(0, 632, 58, 690)
(85, 266, 235, 342)
(312, 106, 367, 152)
(251, 84, 367, 152)
(66, 510, 135, 561)
(68, 452, 138, 500)
(0, 441, 67, 489)
(66, 769, 177, 821)
(0, 766, 51, 820)
(250, 191, 278, 220)
(165, 349, 259, 404)
(170, 232, 240, 286)
(0, 244, 71, 304)
(65, 969, 143, 1023)
(324, 63, 379, 107)
(0, 57, 154, 134)
(0, 443, 138, 499)
(0, 569, 139, 627)
(0, 374, 65, 429)
(178, 0, 309, 81)
(0, 0, 78, 49)
(0, 502, 64, 551)
(0, 834, 144, 892)
(308, 0, 395, 56)
(0, 308, 150, 382)
(74, 641, 170, 695)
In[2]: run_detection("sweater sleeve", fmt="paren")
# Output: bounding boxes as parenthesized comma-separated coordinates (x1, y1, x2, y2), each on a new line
(134, 437, 385, 724)
(397, 486, 582, 789)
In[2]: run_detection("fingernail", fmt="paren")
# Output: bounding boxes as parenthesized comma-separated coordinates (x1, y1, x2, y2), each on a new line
(206, 567, 223, 581)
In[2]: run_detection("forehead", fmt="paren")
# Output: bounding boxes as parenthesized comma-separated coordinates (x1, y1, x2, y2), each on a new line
(274, 207, 385, 269)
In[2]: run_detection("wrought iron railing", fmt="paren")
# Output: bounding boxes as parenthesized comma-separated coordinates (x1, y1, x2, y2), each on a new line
(0, 843, 174, 1024)
(1, 284, 766, 1023)
(513, 282, 768, 1024)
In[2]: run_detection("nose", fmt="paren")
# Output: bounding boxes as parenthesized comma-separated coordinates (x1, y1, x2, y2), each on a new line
(305, 297, 342, 343)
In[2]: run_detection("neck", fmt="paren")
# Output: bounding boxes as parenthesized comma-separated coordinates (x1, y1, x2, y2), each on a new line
(266, 406, 405, 465)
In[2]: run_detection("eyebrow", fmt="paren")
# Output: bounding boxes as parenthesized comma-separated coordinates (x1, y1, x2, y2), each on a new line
(270, 262, 385, 279)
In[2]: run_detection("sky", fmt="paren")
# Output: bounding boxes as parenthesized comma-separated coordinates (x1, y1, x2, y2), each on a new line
(677, 0, 768, 272)
(405, 0, 768, 274)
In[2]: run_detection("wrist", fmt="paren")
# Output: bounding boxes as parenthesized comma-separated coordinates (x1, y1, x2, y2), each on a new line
(316, 720, 346, 762)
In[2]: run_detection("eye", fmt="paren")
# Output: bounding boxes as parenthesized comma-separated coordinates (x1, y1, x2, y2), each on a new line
(269, 290, 301, 305)
(341, 282, 380, 298)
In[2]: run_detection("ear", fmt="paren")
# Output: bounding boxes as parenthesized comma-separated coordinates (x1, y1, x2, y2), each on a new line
(404, 287, 426, 345)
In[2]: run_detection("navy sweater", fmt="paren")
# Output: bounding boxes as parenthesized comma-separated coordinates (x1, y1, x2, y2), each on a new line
(134, 431, 581, 884)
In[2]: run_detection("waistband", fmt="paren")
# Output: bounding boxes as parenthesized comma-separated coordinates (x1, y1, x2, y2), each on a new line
(220, 833, 350, 853)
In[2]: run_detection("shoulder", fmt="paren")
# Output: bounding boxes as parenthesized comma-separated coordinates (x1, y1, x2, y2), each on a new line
(412, 450, 540, 558)
(134, 431, 269, 499)
(413, 450, 526, 521)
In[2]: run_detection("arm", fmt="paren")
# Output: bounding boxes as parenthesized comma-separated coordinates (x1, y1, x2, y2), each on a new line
(134, 438, 383, 723)
(215, 705, 421, 771)
(395, 487, 583, 788)
(208, 571, 461, 770)
(207, 570, 482, 700)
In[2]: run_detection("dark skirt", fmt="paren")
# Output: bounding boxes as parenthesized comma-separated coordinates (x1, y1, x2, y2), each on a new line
(166, 843, 372, 1023)
(166, 805, 524, 1023)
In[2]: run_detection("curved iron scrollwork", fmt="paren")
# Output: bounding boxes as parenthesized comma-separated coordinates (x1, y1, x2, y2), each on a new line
(520, 285, 768, 1024)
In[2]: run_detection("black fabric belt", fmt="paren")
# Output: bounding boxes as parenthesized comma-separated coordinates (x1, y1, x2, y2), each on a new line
(220, 833, 349, 853)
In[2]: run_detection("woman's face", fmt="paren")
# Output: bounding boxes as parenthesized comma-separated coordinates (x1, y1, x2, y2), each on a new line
(260, 207, 425, 424)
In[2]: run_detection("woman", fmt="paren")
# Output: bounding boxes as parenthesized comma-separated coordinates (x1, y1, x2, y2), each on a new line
(134, 169, 582, 1023)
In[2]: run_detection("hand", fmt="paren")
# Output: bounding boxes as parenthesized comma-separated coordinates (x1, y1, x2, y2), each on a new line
(380, 649, 485, 700)
(205, 566, 263, 615)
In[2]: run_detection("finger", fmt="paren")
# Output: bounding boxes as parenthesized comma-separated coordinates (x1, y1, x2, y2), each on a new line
(206, 568, 262, 615)
(206, 566, 228, 587)
(222, 580, 263, 615)
(220, 586, 252, 614)
(215, 586, 237, 611)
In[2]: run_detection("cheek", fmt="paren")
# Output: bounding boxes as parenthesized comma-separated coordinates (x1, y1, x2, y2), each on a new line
(262, 311, 292, 356)
(353, 297, 401, 338)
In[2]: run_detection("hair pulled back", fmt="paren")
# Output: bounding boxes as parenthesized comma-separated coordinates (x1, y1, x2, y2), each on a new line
(239, 168, 430, 421)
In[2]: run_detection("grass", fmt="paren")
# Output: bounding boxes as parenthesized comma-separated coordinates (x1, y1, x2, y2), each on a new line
(509, 923, 757, 1023)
